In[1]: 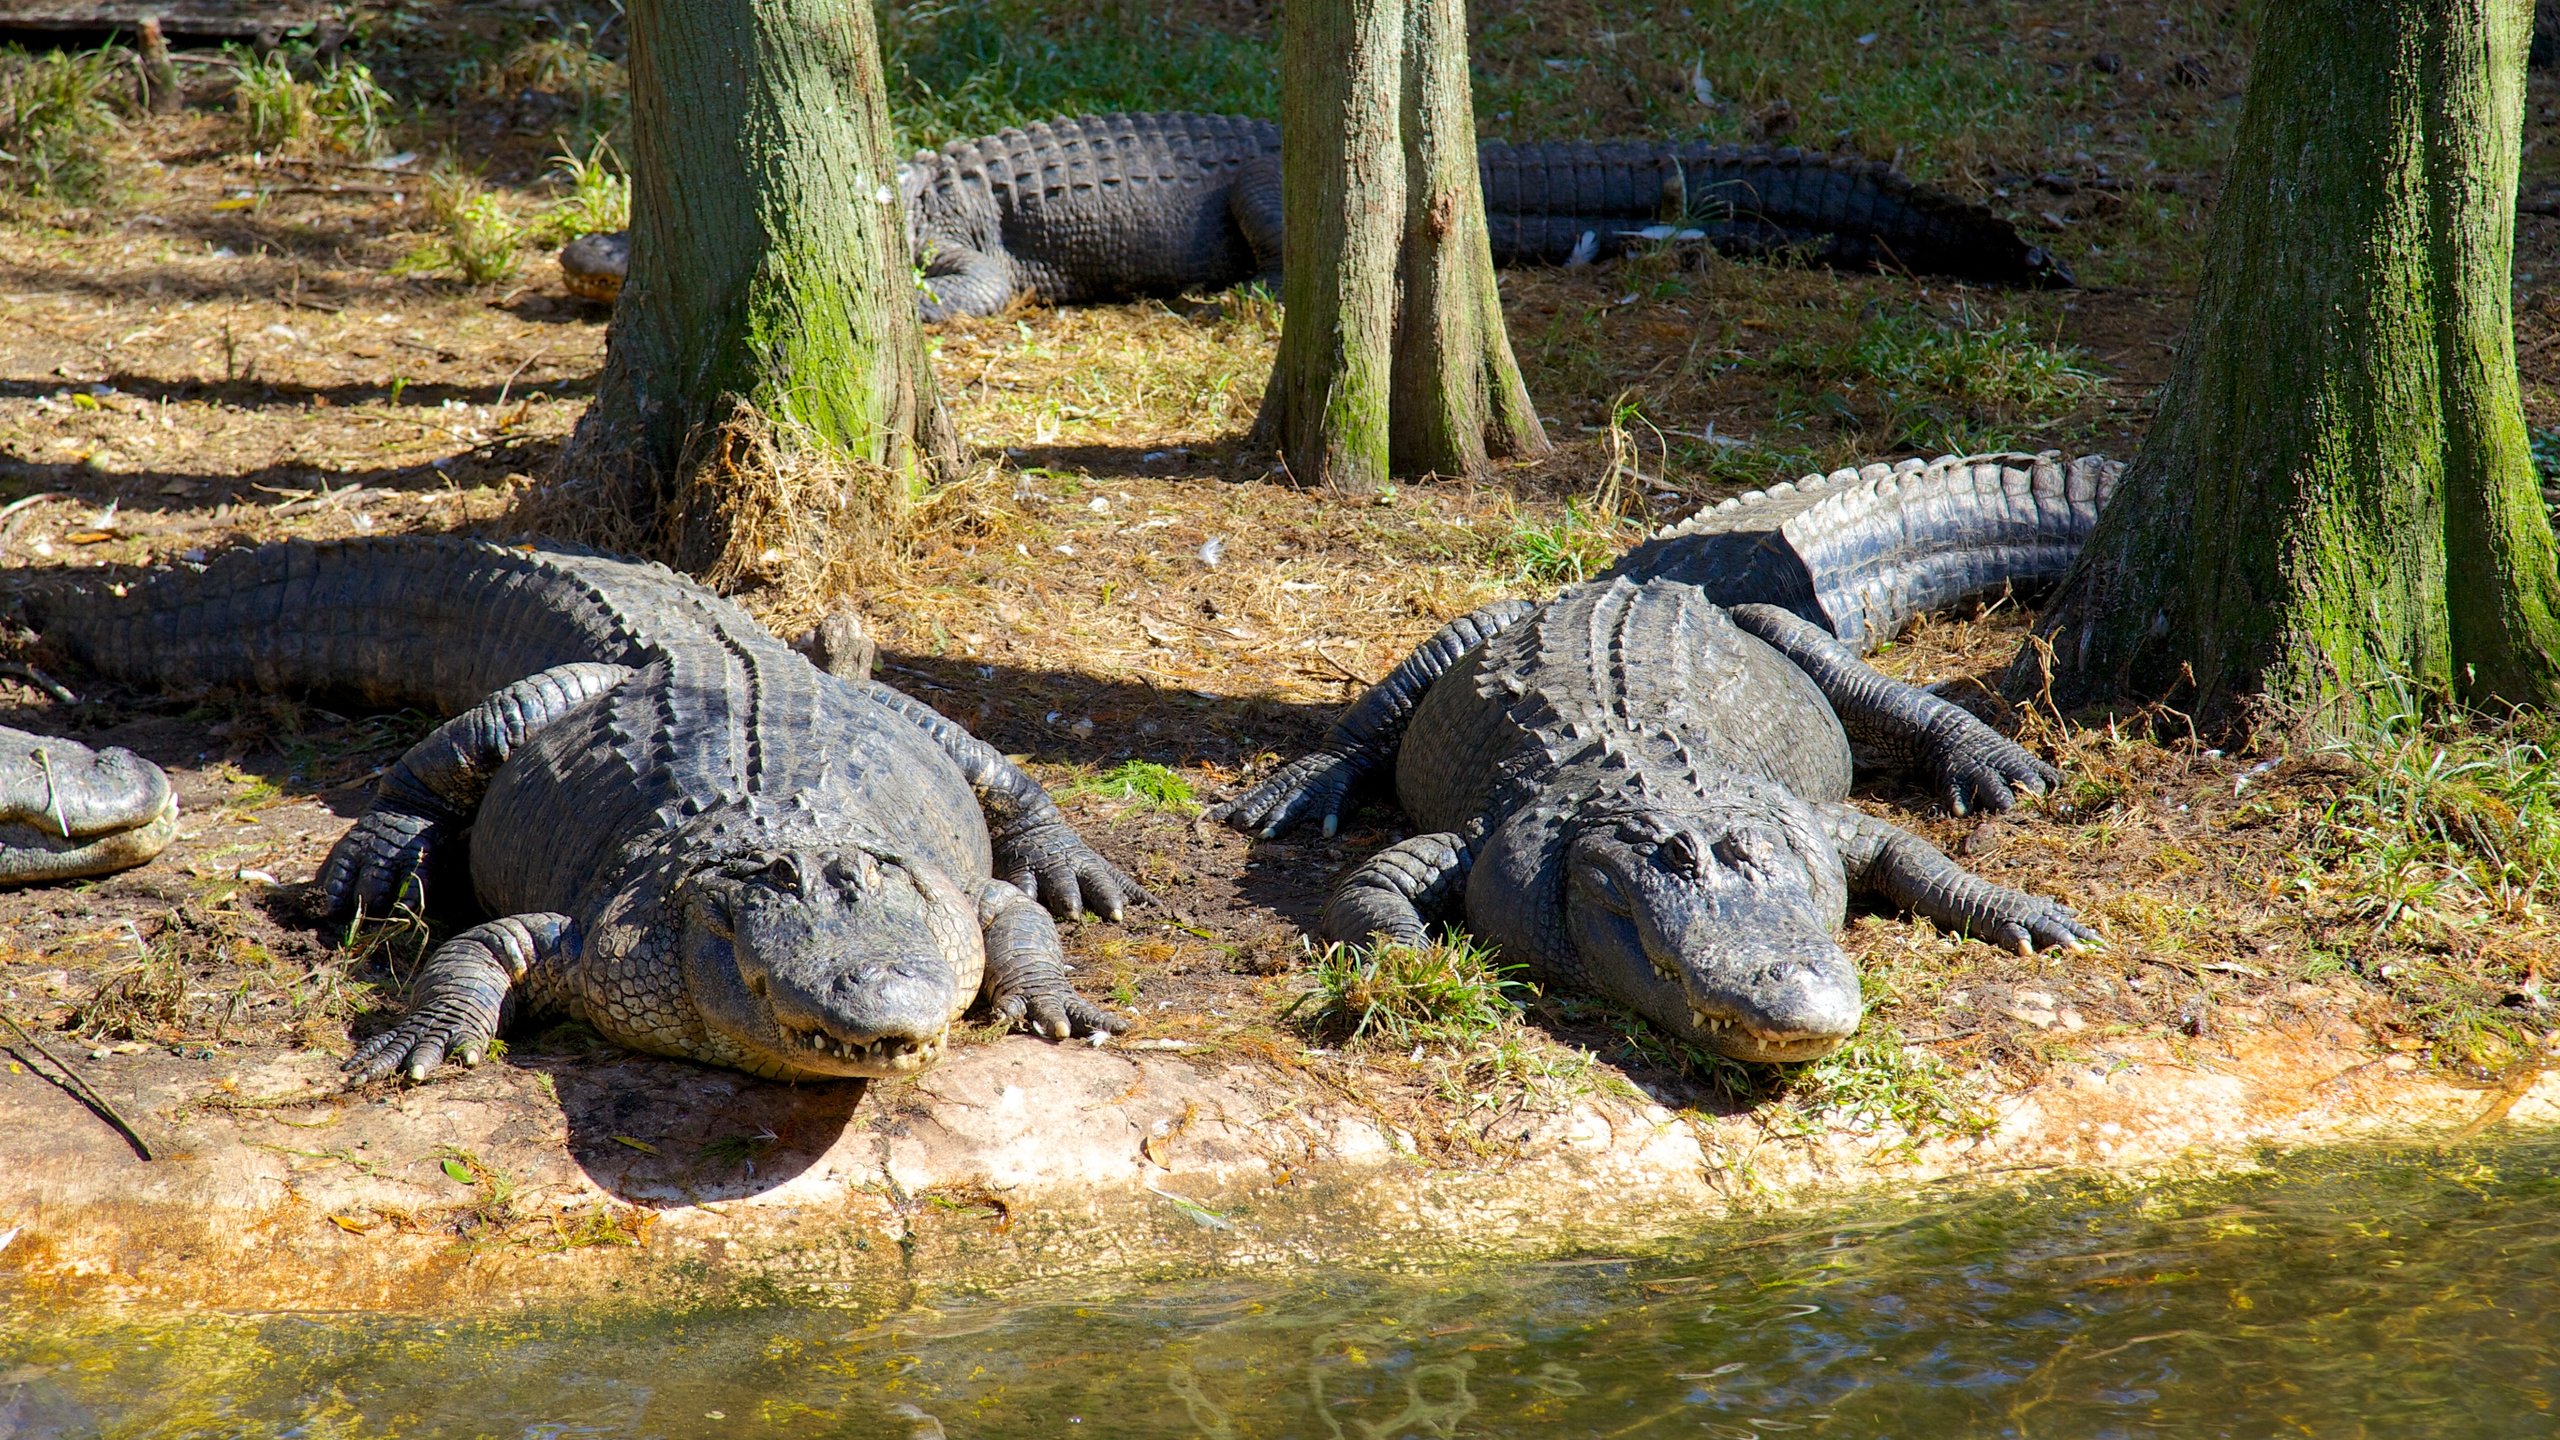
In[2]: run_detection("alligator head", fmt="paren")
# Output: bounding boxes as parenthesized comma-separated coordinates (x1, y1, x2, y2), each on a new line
(1561, 794, 1862, 1063)
(675, 844, 986, 1078)
(0, 726, 180, 887)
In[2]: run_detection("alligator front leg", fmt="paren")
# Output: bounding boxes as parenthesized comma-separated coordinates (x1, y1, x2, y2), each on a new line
(861, 682, 1148, 920)
(0, 726, 177, 886)
(1729, 603, 2059, 815)
(977, 879, 1126, 1039)
(1216, 600, 1536, 839)
(1322, 831, 1475, 947)
(317, 662, 632, 918)
(344, 912, 574, 1082)
(1822, 804, 2093, 955)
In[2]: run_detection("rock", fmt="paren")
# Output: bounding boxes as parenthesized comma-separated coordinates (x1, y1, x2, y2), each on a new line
(2088, 51, 2122, 75)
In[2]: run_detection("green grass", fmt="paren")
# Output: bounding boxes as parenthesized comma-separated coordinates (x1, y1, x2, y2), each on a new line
(530, 139, 629, 245)
(881, 0, 1277, 152)
(1058, 759, 1200, 814)
(1777, 1025, 1994, 1144)
(399, 165, 523, 284)
(2291, 685, 2560, 1066)
(1294, 935, 1524, 1049)
(1764, 296, 2100, 452)
(0, 44, 130, 206)
(232, 48, 397, 158)
(1491, 500, 1638, 587)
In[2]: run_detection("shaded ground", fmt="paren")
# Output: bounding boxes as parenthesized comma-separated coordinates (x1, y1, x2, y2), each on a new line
(2, 0, 2558, 1198)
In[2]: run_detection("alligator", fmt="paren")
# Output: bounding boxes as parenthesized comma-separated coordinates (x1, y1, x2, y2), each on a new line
(0, 725, 177, 886)
(558, 112, 2070, 312)
(25, 537, 1143, 1083)
(1214, 452, 2115, 1064)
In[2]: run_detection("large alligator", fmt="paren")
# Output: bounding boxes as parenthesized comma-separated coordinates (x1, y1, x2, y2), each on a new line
(0, 725, 177, 887)
(557, 111, 2069, 312)
(1215, 452, 2115, 1063)
(22, 538, 1142, 1083)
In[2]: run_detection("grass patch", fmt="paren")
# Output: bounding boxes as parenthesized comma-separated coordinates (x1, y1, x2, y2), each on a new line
(399, 165, 523, 284)
(530, 140, 628, 245)
(1764, 296, 2100, 452)
(1294, 935, 1523, 1049)
(1776, 1025, 1994, 1144)
(1492, 500, 1638, 586)
(1059, 759, 1200, 815)
(0, 44, 130, 207)
(883, 1, 1277, 152)
(232, 48, 396, 159)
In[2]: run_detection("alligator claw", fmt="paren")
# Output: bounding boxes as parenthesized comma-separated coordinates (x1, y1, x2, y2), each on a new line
(1931, 739, 2061, 818)
(997, 821, 1150, 921)
(1985, 900, 2097, 955)
(341, 938, 511, 1085)
(316, 806, 446, 919)
(1212, 749, 1363, 840)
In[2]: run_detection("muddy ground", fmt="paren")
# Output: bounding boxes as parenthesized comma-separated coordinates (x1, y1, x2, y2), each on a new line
(3, 0, 2560, 1290)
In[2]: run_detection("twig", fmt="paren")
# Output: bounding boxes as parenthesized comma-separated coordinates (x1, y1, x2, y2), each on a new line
(0, 491, 67, 528)
(494, 344, 552, 410)
(0, 1010, 155, 1161)
(1312, 645, 1374, 687)
(0, 661, 76, 704)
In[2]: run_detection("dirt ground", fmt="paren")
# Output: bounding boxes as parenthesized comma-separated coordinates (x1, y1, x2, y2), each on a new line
(4, 0, 2560, 1187)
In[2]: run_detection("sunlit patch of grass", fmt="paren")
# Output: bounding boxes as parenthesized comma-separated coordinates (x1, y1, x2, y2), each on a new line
(883, 1, 1278, 153)
(1294, 935, 1523, 1049)
(0, 44, 130, 207)
(1765, 295, 2099, 452)
(476, 31, 626, 153)
(531, 139, 628, 246)
(1428, 1031, 1598, 1114)
(1775, 1024, 1993, 1145)
(1491, 499, 1636, 586)
(399, 165, 523, 285)
(1059, 759, 1200, 815)
(231, 48, 396, 159)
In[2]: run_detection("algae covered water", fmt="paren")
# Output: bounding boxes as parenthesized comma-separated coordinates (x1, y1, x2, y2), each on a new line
(5, 1136, 2558, 1438)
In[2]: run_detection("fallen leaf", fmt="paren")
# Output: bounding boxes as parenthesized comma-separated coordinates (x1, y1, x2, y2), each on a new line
(1142, 1135, 1170, 1168)
(329, 1215, 373, 1234)
(63, 532, 115, 545)
(440, 1157, 475, 1184)
(611, 1135, 659, 1154)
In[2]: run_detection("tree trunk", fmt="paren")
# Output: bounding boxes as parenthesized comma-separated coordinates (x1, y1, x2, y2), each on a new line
(2008, 0, 2560, 735)
(543, 0, 953, 572)
(1255, 0, 1547, 490)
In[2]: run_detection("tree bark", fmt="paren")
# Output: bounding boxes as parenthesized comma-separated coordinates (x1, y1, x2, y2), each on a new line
(2008, 0, 2560, 735)
(1255, 0, 1547, 490)
(545, 0, 953, 570)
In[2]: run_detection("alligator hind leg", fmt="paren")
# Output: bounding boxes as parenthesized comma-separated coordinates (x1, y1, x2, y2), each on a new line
(319, 662, 632, 918)
(345, 912, 575, 1082)
(1322, 832, 1474, 947)
(0, 726, 177, 886)
(917, 243, 1018, 321)
(1822, 804, 2092, 955)
(1230, 155, 1285, 286)
(1728, 603, 2059, 816)
(977, 879, 1126, 1038)
(1216, 600, 1536, 839)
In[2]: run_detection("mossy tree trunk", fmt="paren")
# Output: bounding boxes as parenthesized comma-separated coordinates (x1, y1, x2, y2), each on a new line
(549, 0, 953, 570)
(1255, 0, 1548, 490)
(2009, 0, 2560, 735)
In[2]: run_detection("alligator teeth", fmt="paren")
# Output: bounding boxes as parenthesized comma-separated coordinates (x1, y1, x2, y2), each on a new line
(792, 1026, 942, 1071)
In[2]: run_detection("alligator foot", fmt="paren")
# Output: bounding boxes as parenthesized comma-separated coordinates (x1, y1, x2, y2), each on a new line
(1827, 805, 2094, 954)
(978, 880, 1127, 1039)
(0, 725, 179, 887)
(1212, 749, 1365, 839)
(345, 913, 570, 1083)
(994, 818, 1153, 921)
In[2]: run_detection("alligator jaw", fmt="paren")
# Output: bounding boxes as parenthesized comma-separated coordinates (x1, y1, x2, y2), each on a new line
(780, 1021, 948, 1078)
(1681, 1006, 1850, 1064)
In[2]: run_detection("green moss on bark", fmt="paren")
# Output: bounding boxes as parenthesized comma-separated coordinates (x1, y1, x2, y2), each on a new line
(2011, 0, 2560, 735)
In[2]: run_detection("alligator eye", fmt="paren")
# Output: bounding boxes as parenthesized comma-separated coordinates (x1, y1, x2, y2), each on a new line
(1661, 830, 1708, 876)
(763, 855, 803, 896)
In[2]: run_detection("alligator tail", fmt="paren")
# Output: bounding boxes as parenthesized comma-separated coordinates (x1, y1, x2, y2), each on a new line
(1477, 140, 2069, 287)
(31, 536, 771, 713)
(1609, 452, 2121, 654)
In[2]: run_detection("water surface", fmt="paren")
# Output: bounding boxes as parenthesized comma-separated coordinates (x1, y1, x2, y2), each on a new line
(5, 1136, 2556, 1437)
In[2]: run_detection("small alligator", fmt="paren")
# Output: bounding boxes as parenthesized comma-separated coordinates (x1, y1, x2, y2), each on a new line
(1216, 453, 2115, 1063)
(558, 112, 2069, 312)
(0, 725, 177, 886)
(27, 538, 1142, 1083)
